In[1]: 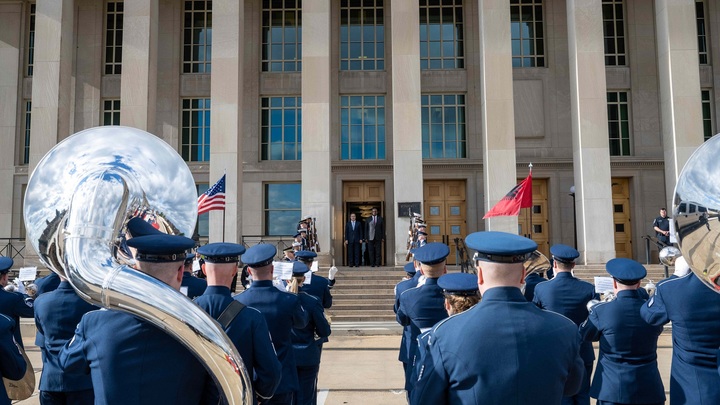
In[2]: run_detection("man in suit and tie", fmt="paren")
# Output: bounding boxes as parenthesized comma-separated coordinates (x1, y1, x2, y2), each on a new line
(365, 207, 385, 267)
(344, 213, 364, 267)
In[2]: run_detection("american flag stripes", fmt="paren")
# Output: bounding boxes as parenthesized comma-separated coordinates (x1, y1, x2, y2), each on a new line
(197, 175, 226, 215)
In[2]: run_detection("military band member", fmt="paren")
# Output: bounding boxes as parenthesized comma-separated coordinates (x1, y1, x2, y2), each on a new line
(60, 234, 213, 405)
(641, 269, 720, 404)
(287, 261, 331, 405)
(412, 232, 583, 405)
(0, 314, 26, 405)
(236, 244, 309, 405)
(181, 253, 207, 299)
(34, 272, 61, 296)
(395, 261, 422, 378)
(397, 243, 450, 396)
(579, 258, 665, 405)
(194, 243, 282, 404)
(295, 250, 333, 308)
(522, 268, 545, 302)
(0, 257, 34, 348)
(34, 275, 98, 404)
(533, 244, 598, 405)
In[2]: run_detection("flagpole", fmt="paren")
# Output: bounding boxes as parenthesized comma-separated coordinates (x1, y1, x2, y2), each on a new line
(222, 169, 227, 243)
(527, 163, 533, 241)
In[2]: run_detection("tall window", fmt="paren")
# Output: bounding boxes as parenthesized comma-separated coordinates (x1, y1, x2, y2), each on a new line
(105, 2, 123, 74)
(607, 91, 630, 156)
(510, 0, 544, 68)
(702, 89, 713, 141)
(341, 95, 385, 160)
(419, 0, 464, 70)
(27, 3, 36, 76)
(602, 0, 626, 66)
(102, 100, 121, 125)
(265, 183, 301, 236)
(261, 96, 302, 160)
(23, 101, 31, 165)
(181, 98, 211, 162)
(262, 0, 302, 72)
(421, 94, 466, 159)
(196, 183, 209, 237)
(697, 0, 708, 65)
(183, 0, 212, 73)
(340, 0, 384, 71)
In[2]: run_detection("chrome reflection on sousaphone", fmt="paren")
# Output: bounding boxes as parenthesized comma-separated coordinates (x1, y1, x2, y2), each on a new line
(659, 246, 682, 267)
(23, 126, 252, 404)
(672, 133, 720, 293)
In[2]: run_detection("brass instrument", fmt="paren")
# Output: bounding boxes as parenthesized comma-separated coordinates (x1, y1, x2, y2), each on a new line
(520, 250, 551, 295)
(23, 126, 252, 404)
(659, 246, 681, 267)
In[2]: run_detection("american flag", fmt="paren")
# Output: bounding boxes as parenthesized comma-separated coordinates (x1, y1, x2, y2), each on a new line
(198, 175, 226, 215)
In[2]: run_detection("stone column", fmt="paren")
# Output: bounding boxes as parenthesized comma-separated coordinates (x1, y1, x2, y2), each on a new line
(0, 3, 23, 236)
(120, 0, 158, 131)
(566, 0, 615, 264)
(209, 0, 243, 243)
(301, 1, 331, 262)
(390, 1, 423, 264)
(29, 0, 75, 168)
(478, 0, 518, 233)
(655, 0, 704, 206)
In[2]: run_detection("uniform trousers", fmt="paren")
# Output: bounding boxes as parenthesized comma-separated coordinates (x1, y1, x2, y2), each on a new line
(40, 389, 94, 405)
(562, 363, 592, 405)
(597, 401, 663, 405)
(264, 391, 293, 405)
(295, 365, 320, 405)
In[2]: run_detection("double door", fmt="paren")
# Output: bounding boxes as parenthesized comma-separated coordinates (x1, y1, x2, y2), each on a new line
(423, 180, 466, 265)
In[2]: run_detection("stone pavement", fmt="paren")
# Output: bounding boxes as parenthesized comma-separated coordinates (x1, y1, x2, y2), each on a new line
(15, 322, 674, 404)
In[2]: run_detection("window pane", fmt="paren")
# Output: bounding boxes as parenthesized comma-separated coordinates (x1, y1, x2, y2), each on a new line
(262, 1, 302, 72)
(510, 0, 545, 68)
(261, 96, 302, 160)
(181, 98, 211, 162)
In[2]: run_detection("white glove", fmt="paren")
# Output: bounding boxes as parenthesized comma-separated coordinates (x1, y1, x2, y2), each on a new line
(14, 280, 26, 295)
(328, 266, 338, 281)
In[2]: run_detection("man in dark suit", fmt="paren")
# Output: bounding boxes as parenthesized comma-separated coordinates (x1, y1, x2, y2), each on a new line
(344, 213, 364, 267)
(365, 207, 385, 267)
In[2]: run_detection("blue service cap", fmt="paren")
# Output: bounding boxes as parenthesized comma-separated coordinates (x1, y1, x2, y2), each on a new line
(241, 244, 276, 268)
(293, 233, 302, 238)
(606, 258, 647, 283)
(197, 243, 246, 264)
(297, 228, 307, 233)
(126, 217, 162, 237)
(438, 273, 479, 296)
(295, 250, 318, 262)
(413, 242, 450, 265)
(126, 234, 195, 263)
(403, 262, 417, 274)
(184, 253, 195, 265)
(0, 257, 13, 273)
(465, 231, 537, 263)
(550, 244, 579, 263)
(292, 261, 309, 277)
(418, 231, 428, 236)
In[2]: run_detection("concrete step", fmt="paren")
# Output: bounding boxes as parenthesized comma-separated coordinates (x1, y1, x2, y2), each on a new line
(331, 288, 395, 296)
(331, 303, 397, 311)
(331, 314, 398, 323)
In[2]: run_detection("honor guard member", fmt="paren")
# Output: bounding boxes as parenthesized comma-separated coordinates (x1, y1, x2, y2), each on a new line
(0, 314, 26, 405)
(181, 253, 207, 299)
(60, 234, 213, 405)
(394, 261, 422, 378)
(34, 274, 98, 405)
(397, 243, 450, 397)
(236, 244, 309, 405)
(34, 272, 61, 296)
(641, 268, 720, 404)
(579, 258, 665, 405)
(533, 244, 599, 405)
(287, 261, 331, 405)
(416, 231, 428, 248)
(295, 250, 333, 308)
(297, 228, 309, 251)
(412, 232, 584, 405)
(194, 243, 282, 404)
(0, 257, 34, 348)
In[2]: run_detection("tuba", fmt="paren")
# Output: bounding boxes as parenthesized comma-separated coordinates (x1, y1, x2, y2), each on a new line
(23, 126, 252, 404)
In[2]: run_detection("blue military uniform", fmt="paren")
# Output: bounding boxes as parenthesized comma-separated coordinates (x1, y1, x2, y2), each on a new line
(59, 233, 214, 405)
(290, 262, 332, 405)
(641, 272, 720, 404)
(579, 258, 665, 405)
(0, 257, 34, 348)
(194, 243, 282, 403)
(236, 244, 309, 405)
(295, 250, 332, 309)
(0, 314, 26, 405)
(412, 232, 584, 405)
(523, 271, 545, 301)
(181, 254, 207, 299)
(533, 244, 598, 405)
(34, 280, 97, 404)
(395, 262, 422, 376)
(397, 243, 450, 394)
(34, 273, 61, 296)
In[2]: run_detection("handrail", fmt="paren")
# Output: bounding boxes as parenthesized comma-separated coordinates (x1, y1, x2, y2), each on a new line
(239, 235, 296, 260)
(0, 238, 25, 260)
(641, 234, 667, 265)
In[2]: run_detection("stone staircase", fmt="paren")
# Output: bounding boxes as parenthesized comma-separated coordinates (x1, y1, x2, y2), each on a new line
(326, 264, 671, 323)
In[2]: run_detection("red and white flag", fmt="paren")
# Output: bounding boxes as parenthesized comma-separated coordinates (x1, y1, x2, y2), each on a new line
(198, 175, 226, 215)
(483, 170, 533, 219)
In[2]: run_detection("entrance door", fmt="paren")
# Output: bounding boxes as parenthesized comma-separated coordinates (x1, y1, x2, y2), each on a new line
(612, 178, 632, 259)
(343, 181, 385, 266)
(424, 180, 466, 265)
(518, 178, 550, 257)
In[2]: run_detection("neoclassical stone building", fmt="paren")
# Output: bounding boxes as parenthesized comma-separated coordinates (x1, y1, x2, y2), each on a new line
(0, 0, 712, 267)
